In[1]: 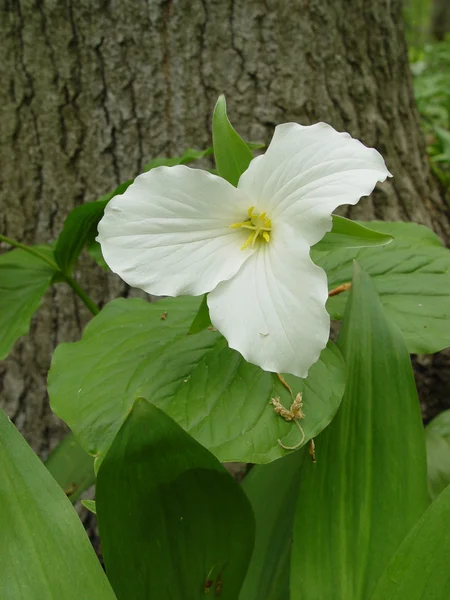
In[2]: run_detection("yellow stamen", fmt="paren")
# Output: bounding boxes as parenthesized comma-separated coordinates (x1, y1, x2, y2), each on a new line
(230, 206, 273, 250)
(229, 221, 251, 229)
(241, 231, 257, 251)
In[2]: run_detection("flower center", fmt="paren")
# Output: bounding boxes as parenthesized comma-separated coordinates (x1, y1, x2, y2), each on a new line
(230, 206, 272, 250)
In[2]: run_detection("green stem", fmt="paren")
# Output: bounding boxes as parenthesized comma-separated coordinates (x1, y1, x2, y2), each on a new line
(0, 234, 58, 269)
(64, 276, 100, 315)
(0, 233, 100, 316)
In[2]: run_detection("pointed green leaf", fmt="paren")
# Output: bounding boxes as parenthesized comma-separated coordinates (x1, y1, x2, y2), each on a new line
(86, 237, 109, 270)
(143, 143, 262, 173)
(240, 451, 305, 600)
(143, 146, 214, 171)
(0, 408, 115, 599)
(187, 294, 212, 334)
(425, 409, 450, 501)
(314, 220, 450, 354)
(45, 433, 95, 502)
(54, 200, 108, 275)
(81, 499, 97, 514)
(48, 297, 346, 465)
(54, 180, 132, 275)
(212, 95, 253, 186)
(315, 216, 393, 251)
(291, 263, 428, 600)
(97, 399, 255, 600)
(370, 485, 450, 599)
(0, 247, 57, 360)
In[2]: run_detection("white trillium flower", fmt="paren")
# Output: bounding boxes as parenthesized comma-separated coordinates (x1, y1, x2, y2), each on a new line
(97, 122, 390, 378)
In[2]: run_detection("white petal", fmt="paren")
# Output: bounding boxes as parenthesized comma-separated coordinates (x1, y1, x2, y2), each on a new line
(97, 165, 254, 296)
(207, 222, 330, 378)
(238, 122, 391, 246)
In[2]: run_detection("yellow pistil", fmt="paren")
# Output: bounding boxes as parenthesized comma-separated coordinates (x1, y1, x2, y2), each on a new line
(230, 206, 272, 250)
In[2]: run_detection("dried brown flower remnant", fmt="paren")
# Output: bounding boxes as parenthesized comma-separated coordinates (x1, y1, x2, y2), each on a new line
(270, 393, 304, 421)
(270, 393, 306, 451)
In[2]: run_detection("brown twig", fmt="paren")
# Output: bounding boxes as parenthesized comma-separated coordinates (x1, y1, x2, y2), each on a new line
(276, 372, 293, 395)
(328, 282, 351, 297)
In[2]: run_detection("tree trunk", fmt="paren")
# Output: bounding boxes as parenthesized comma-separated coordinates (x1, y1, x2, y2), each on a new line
(0, 0, 448, 456)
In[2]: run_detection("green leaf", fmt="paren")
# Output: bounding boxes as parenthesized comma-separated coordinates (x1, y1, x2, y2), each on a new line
(143, 146, 214, 171)
(0, 247, 57, 360)
(212, 95, 253, 186)
(45, 432, 95, 502)
(187, 294, 212, 334)
(291, 263, 428, 600)
(143, 143, 263, 173)
(434, 126, 450, 160)
(54, 201, 107, 275)
(81, 499, 97, 514)
(315, 216, 393, 251)
(314, 220, 450, 354)
(96, 399, 255, 600)
(48, 297, 346, 465)
(425, 409, 450, 501)
(86, 237, 109, 270)
(240, 451, 305, 600)
(0, 407, 115, 599)
(370, 485, 450, 600)
(144, 143, 265, 173)
(54, 180, 132, 275)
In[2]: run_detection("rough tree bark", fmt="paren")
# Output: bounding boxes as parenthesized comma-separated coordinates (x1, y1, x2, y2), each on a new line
(1, 0, 448, 457)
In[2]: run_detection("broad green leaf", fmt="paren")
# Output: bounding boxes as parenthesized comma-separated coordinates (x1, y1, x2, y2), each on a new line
(425, 409, 450, 501)
(314, 220, 450, 354)
(187, 294, 211, 334)
(45, 433, 95, 502)
(97, 399, 255, 600)
(48, 297, 346, 465)
(370, 485, 450, 599)
(240, 450, 305, 600)
(0, 407, 115, 599)
(291, 263, 428, 600)
(0, 247, 57, 360)
(315, 216, 393, 251)
(54, 180, 132, 275)
(212, 95, 253, 186)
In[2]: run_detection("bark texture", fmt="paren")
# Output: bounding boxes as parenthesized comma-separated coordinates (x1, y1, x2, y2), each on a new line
(0, 0, 448, 456)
